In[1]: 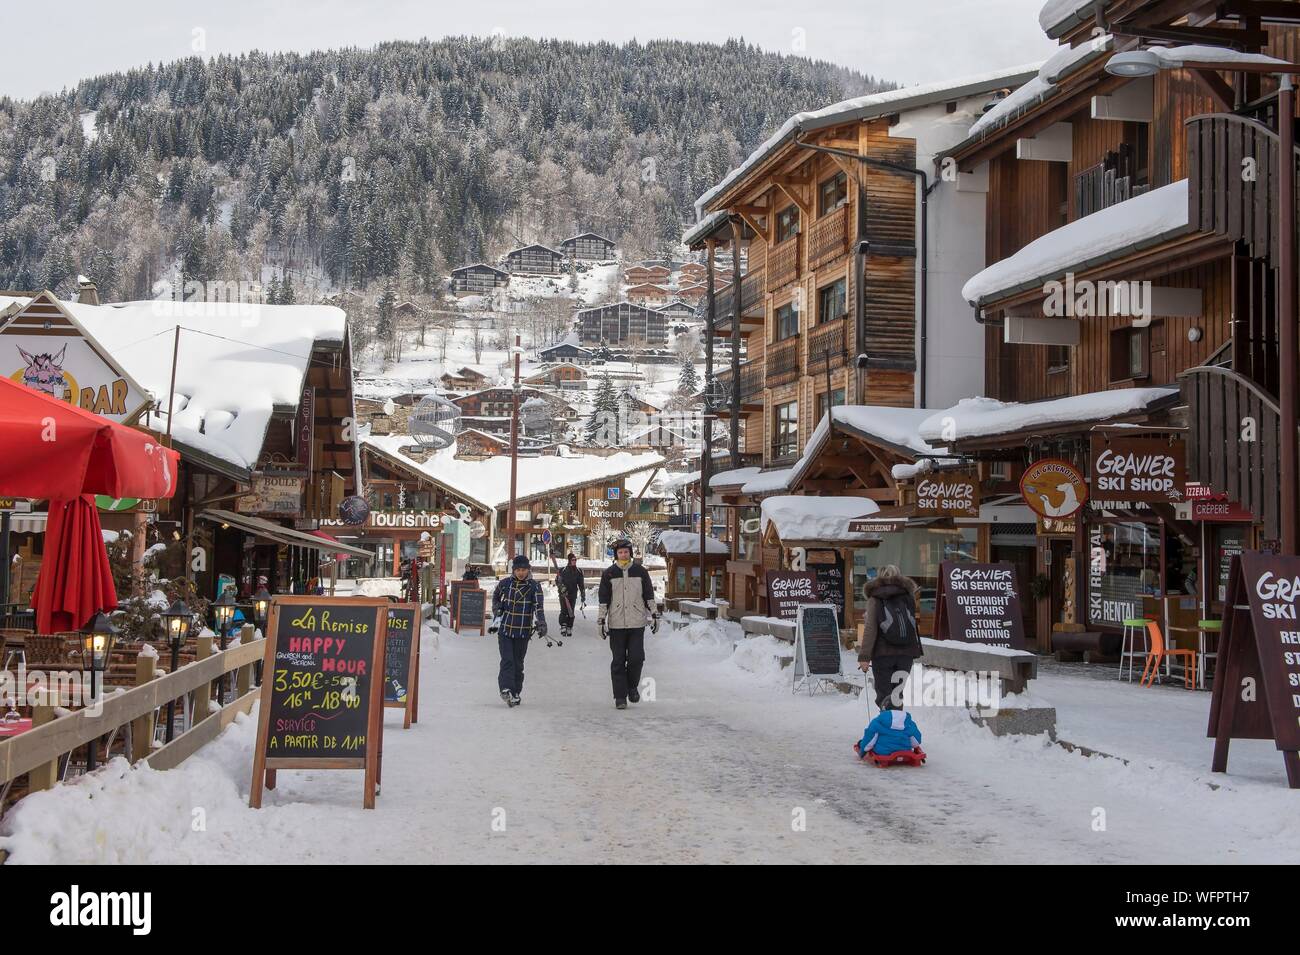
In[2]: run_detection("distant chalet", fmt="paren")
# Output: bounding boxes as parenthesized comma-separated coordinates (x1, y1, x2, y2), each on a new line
(577, 302, 668, 347)
(504, 244, 565, 275)
(560, 232, 615, 262)
(450, 263, 510, 296)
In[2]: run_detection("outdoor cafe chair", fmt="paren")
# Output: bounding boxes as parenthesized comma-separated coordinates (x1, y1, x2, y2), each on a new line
(1139, 620, 1198, 689)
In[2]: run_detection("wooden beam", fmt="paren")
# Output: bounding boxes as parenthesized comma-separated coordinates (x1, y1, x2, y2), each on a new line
(775, 181, 811, 217)
(735, 208, 769, 243)
(1191, 68, 1236, 112)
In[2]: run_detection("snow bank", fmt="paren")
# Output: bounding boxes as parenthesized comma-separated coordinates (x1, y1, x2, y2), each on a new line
(656, 530, 728, 555)
(917, 387, 1177, 442)
(760, 495, 880, 542)
(961, 179, 1189, 304)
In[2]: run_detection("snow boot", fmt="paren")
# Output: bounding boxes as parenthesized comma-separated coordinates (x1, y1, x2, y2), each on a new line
(508, 692, 521, 708)
(615, 699, 627, 710)
(500, 689, 512, 705)
(627, 686, 640, 703)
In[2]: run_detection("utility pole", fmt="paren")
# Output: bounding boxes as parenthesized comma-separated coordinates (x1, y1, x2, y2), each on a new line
(506, 333, 522, 562)
(1279, 74, 1297, 554)
(701, 240, 716, 598)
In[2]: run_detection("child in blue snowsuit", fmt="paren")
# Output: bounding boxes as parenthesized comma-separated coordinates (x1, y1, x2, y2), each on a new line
(856, 709, 923, 759)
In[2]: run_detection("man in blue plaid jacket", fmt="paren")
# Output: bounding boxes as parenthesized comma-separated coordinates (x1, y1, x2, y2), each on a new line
(490, 555, 546, 707)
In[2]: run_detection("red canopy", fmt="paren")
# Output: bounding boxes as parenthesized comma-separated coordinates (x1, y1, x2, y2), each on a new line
(0, 376, 180, 633)
(0, 375, 178, 500)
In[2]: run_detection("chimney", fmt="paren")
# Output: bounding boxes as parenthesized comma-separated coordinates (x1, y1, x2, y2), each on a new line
(76, 275, 99, 306)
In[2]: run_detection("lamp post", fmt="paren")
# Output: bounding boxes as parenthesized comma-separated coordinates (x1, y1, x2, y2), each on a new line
(506, 333, 522, 564)
(212, 588, 236, 635)
(1105, 49, 1298, 552)
(80, 611, 119, 772)
(252, 585, 271, 631)
(159, 599, 192, 743)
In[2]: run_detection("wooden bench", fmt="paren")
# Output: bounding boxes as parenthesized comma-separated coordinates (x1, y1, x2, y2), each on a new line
(919, 637, 1039, 694)
(1050, 630, 1121, 663)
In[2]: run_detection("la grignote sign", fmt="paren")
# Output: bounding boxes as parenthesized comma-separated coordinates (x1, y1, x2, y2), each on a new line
(1089, 436, 1186, 503)
(250, 596, 388, 809)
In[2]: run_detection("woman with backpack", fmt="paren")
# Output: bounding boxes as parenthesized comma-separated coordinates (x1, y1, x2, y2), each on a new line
(857, 565, 923, 710)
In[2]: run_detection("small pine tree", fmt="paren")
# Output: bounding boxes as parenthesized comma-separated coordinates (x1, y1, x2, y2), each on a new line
(677, 357, 700, 401)
(585, 374, 620, 445)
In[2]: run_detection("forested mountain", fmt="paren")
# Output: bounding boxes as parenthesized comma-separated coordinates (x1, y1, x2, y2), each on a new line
(0, 37, 888, 302)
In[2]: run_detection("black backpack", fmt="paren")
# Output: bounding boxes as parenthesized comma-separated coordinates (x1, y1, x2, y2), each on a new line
(878, 590, 917, 648)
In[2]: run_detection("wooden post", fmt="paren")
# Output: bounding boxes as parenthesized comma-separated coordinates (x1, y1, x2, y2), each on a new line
(190, 633, 214, 730)
(129, 653, 157, 762)
(236, 624, 255, 698)
(26, 705, 59, 792)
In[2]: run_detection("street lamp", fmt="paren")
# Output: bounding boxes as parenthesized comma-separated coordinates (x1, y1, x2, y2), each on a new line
(79, 611, 119, 772)
(159, 599, 192, 743)
(1105, 48, 1299, 552)
(212, 588, 236, 634)
(252, 586, 271, 630)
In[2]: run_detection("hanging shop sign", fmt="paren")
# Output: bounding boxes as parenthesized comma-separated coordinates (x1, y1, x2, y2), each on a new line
(913, 469, 980, 518)
(337, 495, 371, 526)
(1036, 514, 1077, 537)
(236, 472, 306, 516)
(1208, 552, 1300, 788)
(0, 498, 31, 513)
(1191, 498, 1255, 522)
(296, 386, 316, 471)
(1089, 436, 1186, 504)
(1019, 458, 1088, 520)
(932, 560, 1026, 650)
(847, 518, 907, 535)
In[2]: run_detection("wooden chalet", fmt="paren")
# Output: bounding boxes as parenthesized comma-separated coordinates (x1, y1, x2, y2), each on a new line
(451, 263, 510, 296)
(560, 232, 616, 261)
(504, 244, 565, 275)
(440, 366, 491, 391)
(577, 302, 669, 347)
(943, 0, 1300, 656)
(624, 264, 672, 285)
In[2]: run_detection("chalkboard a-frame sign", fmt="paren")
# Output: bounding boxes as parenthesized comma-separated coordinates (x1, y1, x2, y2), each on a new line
(250, 596, 388, 809)
(793, 603, 843, 695)
(1208, 552, 1300, 788)
(384, 603, 420, 729)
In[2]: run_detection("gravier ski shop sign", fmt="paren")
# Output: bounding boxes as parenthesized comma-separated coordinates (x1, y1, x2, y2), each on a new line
(914, 469, 979, 518)
(1089, 436, 1185, 503)
(933, 561, 1026, 650)
(1209, 552, 1300, 788)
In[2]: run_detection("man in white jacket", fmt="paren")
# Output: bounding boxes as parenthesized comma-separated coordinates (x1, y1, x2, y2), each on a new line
(597, 539, 658, 710)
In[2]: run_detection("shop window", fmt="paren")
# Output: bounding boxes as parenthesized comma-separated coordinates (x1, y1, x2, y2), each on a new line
(1109, 326, 1150, 382)
(817, 278, 847, 324)
(816, 389, 845, 421)
(775, 301, 799, 341)
(773, 400, 799, 460)
(852, 528, 979, 615)
(818, 172, 848, 215)
(1047, 345, 1070, 374)
(1088, 521, 1160, 628)
(776, 204, 800, 244)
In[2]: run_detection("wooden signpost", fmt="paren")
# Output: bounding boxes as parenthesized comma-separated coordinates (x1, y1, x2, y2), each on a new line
(932, 561, 1026, 650)
(249, 596, 388, 809)
(1208, 552, 1300, 788)
(452, 582, 487, 634)
(792, 603, 843, 695)
(383, 603, 420, 728)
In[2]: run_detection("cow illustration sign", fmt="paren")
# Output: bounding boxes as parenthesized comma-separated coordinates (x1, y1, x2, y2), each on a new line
(249, 596, 388, 809)
(1019, 458, 1088, 520)
(1209, 552, 1300, 788)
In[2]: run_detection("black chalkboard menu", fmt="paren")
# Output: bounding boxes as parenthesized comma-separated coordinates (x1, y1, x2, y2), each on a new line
(806, 550, 846, 625)
(250, 596, 388, 809)
(454, 584, 487, 634)
(384, 603, 419, 728)
(933, 561, 1026, 650)
(793, 604, 843, 692)
(1209, 552, 1300, 788)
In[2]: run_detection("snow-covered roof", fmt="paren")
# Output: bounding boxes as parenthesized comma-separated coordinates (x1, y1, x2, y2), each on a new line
(962, 178, 1190, 305)
(452, 262, 508, 275)
(1038, 0, 1098, 38)
(683, 209, 733, 248)
(656, 530, 729, 556)
(561, 232, 612, 244)
(741, 468, 796, 496)
(66, 298, 346, 473)
(917, 387, 1180, 443)
(709, 466, 763, 490)
(969, 38, 1108, 138)
(506, 243, 563, 257)
(760, 495, 881, 543)
(364, 434, 664, 510)
(694, 63, 1042, 217)
(829, 405, 946, 458)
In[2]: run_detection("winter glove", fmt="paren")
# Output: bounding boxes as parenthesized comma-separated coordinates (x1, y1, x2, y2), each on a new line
(599, 618, 609, 640)
(650, 611, 661, 634)
(536, 621, 547, 638)
(488, 616, 501, 634)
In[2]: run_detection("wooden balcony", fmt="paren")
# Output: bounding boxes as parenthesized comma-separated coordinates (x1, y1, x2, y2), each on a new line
(766, 236, 800, 293)
(766, 337, 800, 388)
(1179, 363, 1295, 542)
(806, 317, 848, 374)
(740, 268, 765, 316)
(713, 363, 764, 417)
(807, 204, 849, 270)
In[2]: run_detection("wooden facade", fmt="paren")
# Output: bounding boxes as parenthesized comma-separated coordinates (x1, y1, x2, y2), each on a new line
(450, 263, 510, 295)
(576, 302, 669, 347)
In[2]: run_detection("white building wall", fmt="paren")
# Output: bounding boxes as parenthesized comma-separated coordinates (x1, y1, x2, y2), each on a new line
(889, 96, 995, 411)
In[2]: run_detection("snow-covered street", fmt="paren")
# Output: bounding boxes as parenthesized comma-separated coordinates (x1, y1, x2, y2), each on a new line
(4, 608, 1297, 865)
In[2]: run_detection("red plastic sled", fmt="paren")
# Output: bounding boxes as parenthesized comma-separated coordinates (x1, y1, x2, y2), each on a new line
(854, 742, 926, 767)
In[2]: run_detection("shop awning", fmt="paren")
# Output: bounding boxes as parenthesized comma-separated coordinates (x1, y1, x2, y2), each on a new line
(198, 509, 372, 559)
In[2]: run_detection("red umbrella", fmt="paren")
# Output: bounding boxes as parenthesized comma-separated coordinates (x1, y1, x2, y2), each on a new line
(0, 376, 180, 633)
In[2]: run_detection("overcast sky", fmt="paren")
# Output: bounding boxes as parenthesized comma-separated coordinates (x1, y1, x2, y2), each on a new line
(1, 0, 1057, 100)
